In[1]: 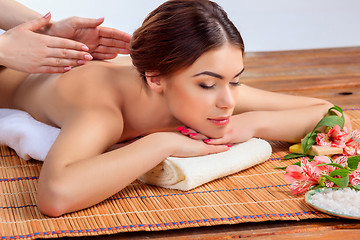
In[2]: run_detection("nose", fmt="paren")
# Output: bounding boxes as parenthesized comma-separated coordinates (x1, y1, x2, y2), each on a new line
(216, 86, 236, 109)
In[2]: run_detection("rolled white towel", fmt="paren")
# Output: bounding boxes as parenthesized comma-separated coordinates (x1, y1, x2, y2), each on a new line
(139, 138, 272, 191)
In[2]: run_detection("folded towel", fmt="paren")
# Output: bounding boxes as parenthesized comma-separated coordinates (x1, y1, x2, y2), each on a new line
(0, 109, 272, 191)
(139, 138, 272, 191)
(0, 109, 59, 161)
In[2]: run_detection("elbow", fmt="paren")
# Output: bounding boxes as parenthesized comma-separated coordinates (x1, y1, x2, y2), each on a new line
(36, 180, 71, 217)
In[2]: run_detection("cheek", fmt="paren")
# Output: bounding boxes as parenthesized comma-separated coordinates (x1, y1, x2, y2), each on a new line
(171, 91, 209, 123)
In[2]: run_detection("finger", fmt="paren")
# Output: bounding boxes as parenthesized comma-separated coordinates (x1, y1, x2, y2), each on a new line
(204, 144, 231, 155)
(91, 52, 118, 60)
(47, 48, 93, 61)
(99, 37, 130, 50)
(98, 27, 132, 42)
(70, 16, 104, 28)
(117, 48, 130, 55)
(19, 12, 52, 31)
(203, 138, 230, 145)
(189, 132, 208, 141)
(92, 45, 120, 55)
(177, 126, 192, 136)
(176, 127, 207, 140)
(42, 57, 83, 67)
(35, 66, 72, 74)
(46, 35, 89, 52)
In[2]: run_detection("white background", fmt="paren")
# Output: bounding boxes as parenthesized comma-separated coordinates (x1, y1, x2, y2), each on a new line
(13, 0, 360, 52)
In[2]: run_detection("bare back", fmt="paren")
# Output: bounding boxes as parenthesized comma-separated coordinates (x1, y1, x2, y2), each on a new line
(0, 57, 168, 143)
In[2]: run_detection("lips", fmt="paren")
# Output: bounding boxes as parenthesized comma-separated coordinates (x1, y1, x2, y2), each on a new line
(207, 116, 230, 126)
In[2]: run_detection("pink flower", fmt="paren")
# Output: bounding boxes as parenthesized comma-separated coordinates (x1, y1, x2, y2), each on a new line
(311, 156, 338, 187)
(333, 156, 348, 167)
(327, 125, 348, 148)
(316, 126, 360, 156)
(343, 129, 360, 156)
(316, 125, 348, 148)
(351, 129, 360, 142)
(284, 158, 319, 194)
(349, 162, 360, 186)
(310, 156, 332, 173)
(284, 165, 307, 184)
(284, 156, 346, 194)
(316, 133, 331, 147)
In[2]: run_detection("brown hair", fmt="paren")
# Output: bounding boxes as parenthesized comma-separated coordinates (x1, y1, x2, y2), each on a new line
(130, 0, 244, 80)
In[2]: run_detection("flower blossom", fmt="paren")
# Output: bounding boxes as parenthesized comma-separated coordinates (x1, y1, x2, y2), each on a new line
(316, 125, 360, 156)
(349, 162, 360, 186)
(284, 156, 347, 194)
(316, 125, 348, 148)
(343, 129, 360, 156)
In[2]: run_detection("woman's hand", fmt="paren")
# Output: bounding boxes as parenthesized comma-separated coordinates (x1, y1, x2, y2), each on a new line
(176, 126, 209, 141)
(45, 16, 132, 60)
(0, 13, 90, 73)
(157, 132, 230, 158)
(177, 115, 256, 146)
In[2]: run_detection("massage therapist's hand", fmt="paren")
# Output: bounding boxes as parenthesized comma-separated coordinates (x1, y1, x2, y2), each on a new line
(45, 16, 132, 60)
(0, 13, 92, 73)
(0, 12, 92, 73)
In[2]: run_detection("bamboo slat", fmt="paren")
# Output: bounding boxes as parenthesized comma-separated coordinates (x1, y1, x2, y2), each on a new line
(1, 109, 359, 239)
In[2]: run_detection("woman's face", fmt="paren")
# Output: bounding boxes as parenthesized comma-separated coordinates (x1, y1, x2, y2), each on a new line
(162, 44, 244, 138)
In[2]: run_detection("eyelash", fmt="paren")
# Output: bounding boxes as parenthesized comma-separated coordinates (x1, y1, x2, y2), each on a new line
(199, 83, 215, 89)
(199, 82, 241, 89)
(230, 81, 241, 86)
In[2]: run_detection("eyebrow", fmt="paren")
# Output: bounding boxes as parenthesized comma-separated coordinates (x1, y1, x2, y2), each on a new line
(193, 68, 245, 79)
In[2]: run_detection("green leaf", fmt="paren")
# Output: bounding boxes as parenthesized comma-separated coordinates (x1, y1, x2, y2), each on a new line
(314, 115, 345, 130)
(293, 161, 301, 167)
(273, 166, 287, 170)
(328, 105, 343, 114)
(329, 169, 350, 177)
(347, 156, 360, 170)
(301, 105, 344, 154)
(327, 105, 345, 129)
(282, 153, 307, 160)
(318, 176, 326, 187)
(302, 131, 318, 154)
(323, 174, 349, 187)
(315, 163, 345, 169)
(328, 105, 344, 116)
(352, 185, 360, 191)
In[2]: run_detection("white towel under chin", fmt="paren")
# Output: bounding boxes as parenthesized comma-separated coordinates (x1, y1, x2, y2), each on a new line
(138, 138, 272, 191)
(0, 108, 272, 191)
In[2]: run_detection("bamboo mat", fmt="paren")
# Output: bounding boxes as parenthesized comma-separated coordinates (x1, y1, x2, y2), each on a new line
(1, 108, 359, 239)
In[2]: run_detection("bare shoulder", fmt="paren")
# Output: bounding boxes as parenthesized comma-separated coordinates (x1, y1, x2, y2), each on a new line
(55, 61, 119, 102)
(52, 60, 139, 107)
(35, 59, 138, 127)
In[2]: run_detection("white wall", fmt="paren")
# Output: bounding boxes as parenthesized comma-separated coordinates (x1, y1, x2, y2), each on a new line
(12, 0, 360, 52)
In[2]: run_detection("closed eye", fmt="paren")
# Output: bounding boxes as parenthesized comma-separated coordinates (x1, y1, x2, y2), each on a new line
(230, 81, 241, 86)
(199, 83, 215, 89)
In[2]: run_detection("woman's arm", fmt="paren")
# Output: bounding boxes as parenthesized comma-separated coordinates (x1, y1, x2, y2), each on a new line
(37, 108, 228, 217)
(206, 85, 341, 144)
(233, 85, 331, 114)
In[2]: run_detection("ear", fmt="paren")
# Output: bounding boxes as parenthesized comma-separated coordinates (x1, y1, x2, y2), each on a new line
(145, 71, 164, 94)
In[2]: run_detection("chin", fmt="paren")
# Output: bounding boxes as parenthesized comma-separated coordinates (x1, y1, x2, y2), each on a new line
(200, 128, 227, 139)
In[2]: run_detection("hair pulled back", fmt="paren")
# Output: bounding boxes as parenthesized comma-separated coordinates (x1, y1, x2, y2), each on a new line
(130, 0, 244, 79)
